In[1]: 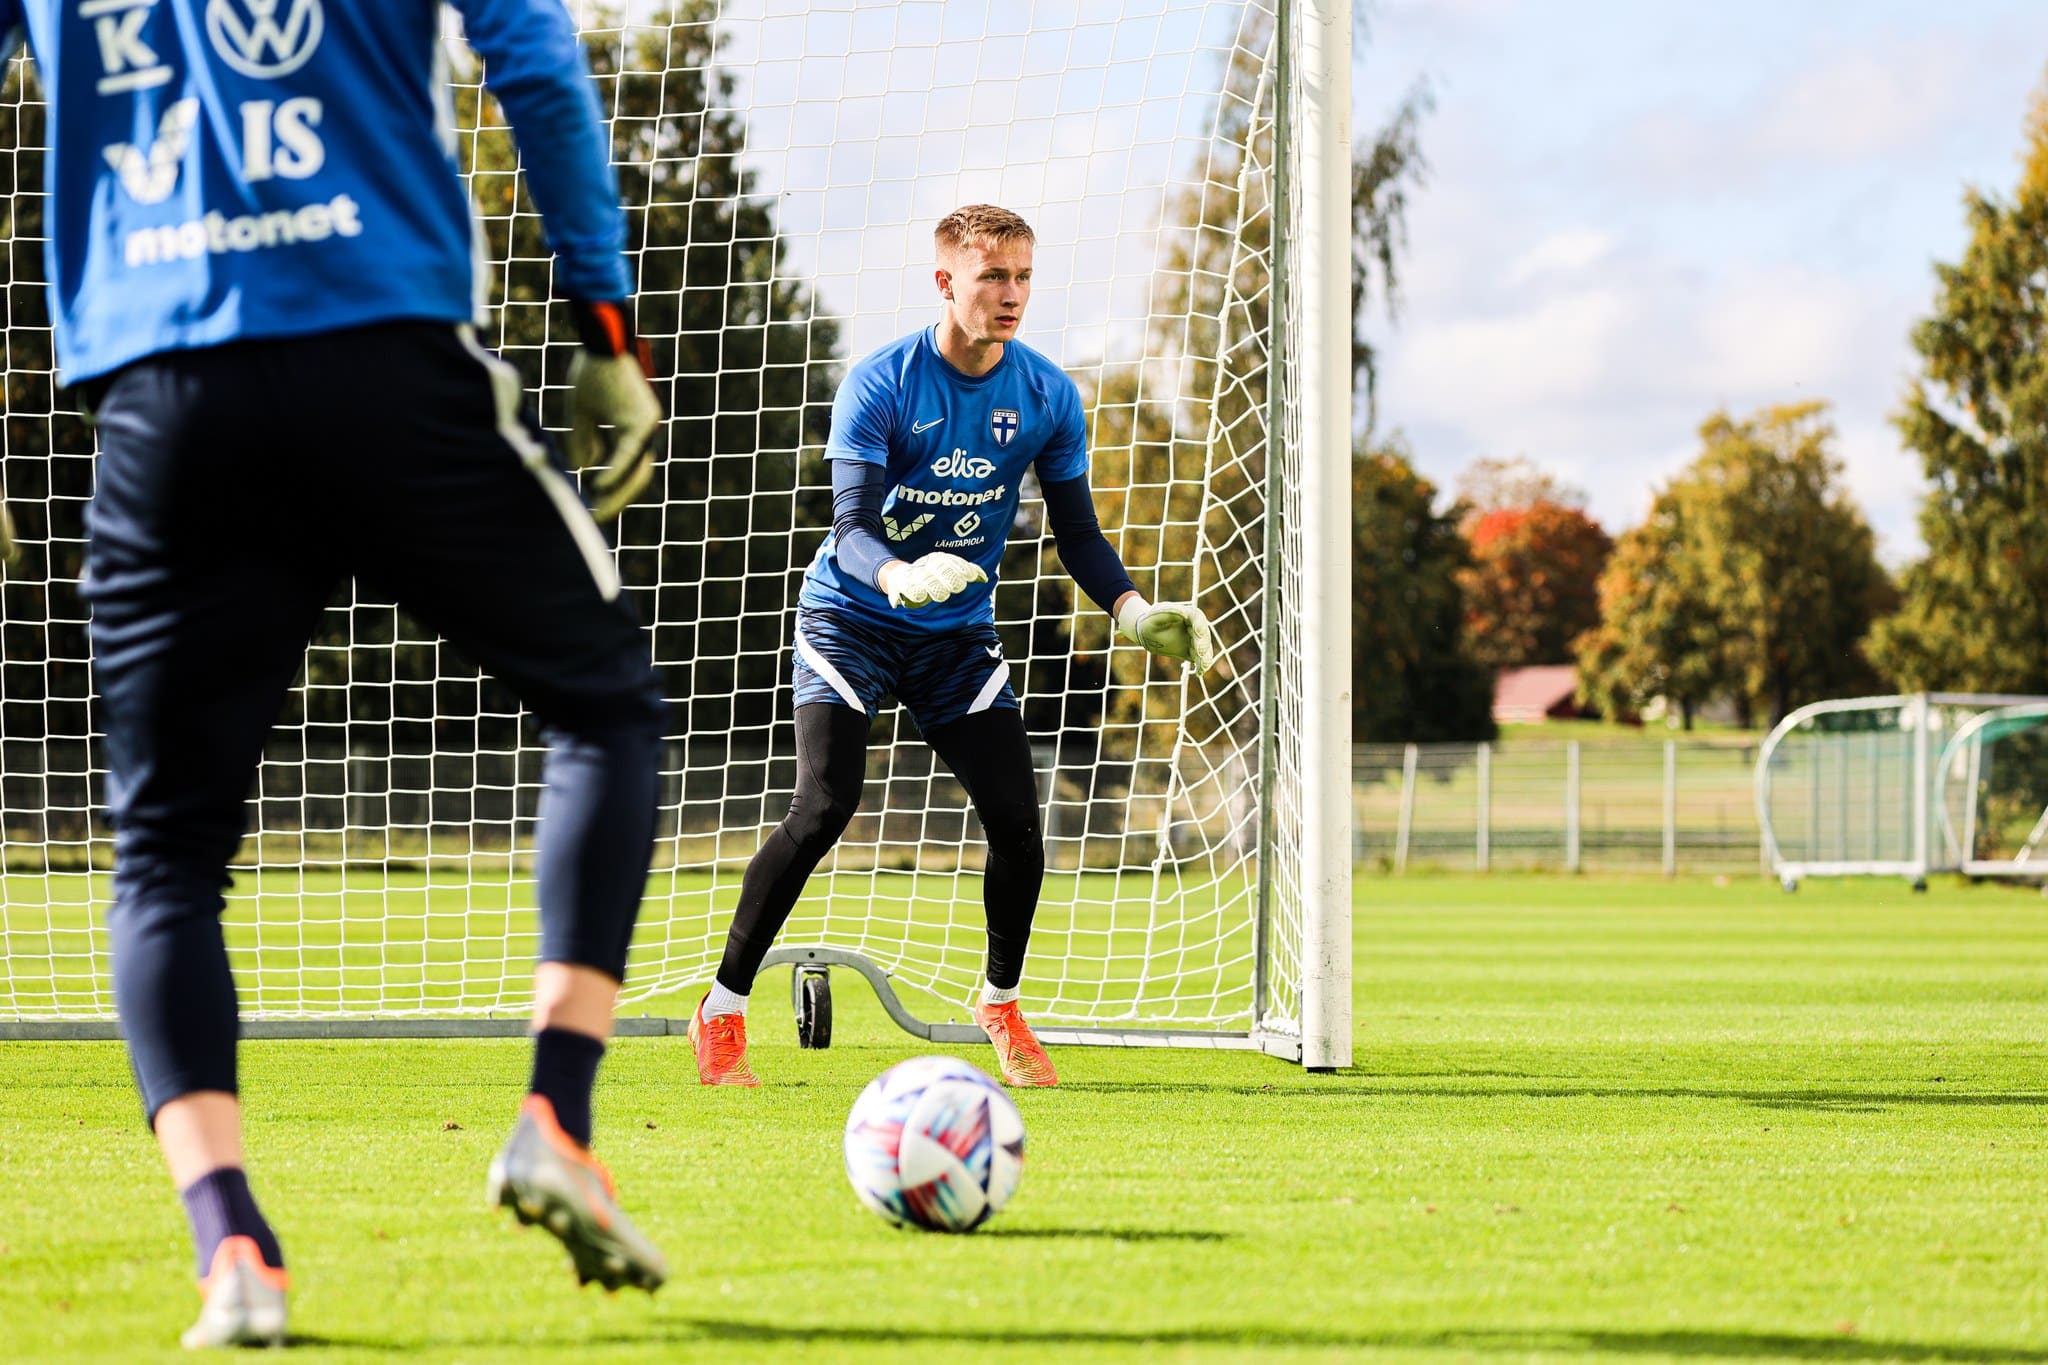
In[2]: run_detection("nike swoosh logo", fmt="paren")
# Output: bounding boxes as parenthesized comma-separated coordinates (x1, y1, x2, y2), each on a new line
(913, 418, 944, 433)
(984, 646, 1002, 658)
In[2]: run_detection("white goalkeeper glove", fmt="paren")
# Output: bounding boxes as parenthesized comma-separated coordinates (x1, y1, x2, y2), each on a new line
(1117, 594, 1217, 674)
(878, 552, 989, 609)
(566, 299, 662, 523)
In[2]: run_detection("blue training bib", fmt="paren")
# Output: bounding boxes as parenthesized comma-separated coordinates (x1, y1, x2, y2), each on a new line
(799, 326, 1089, 633)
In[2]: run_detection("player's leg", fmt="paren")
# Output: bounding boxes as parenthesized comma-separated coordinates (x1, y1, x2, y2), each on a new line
(923, 707, 1057, 1086)
(906, 633, 1057, 1086)
(692, 698, 872, 1083)
(338, 323, 667, 1288)
(923, 704, 1045, 996)
(692, 608, 891, 1082)
(85, 348, 344, 1345)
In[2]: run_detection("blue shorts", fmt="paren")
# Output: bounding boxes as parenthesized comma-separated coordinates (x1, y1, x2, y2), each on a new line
(791, 607, 1017, 731)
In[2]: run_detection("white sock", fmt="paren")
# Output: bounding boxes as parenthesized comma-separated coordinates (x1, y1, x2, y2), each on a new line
(981, 981, 1021, 1006)
(703, 981, 749, 1019)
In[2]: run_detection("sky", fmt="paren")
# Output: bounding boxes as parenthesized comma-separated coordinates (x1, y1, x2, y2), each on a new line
(568, 0, 2044, 565)
(701, 0, 1269, 369)
(1356, 0, 2048, 564)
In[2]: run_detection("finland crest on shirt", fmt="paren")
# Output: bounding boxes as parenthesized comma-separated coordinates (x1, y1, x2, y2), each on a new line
(801, 326, 1092, 634)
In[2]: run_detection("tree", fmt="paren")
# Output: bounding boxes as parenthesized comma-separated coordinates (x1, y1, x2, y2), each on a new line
(1577, 403, 1891, 728)
(1075, 16, 1434, 764)
(1353, 445, 1495, 742)
(1575, 492, 1722, 728)
(1452, 461, 1610, 673)
(1866, 76, 2048, 692)
(0, 64, 98, 775)
(298, 2, 841, 746)
(1458, 500, 1613, 673)
(1456, 455, 1587, 514)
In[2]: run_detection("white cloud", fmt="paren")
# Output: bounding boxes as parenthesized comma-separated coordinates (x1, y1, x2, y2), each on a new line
(1506, 229, 1616, 285)
(1622, 34, 1973, 191)
(1686, 268, 1873, 395)
(1379, 247, 1931, 552)
(1393, 285, 1635, 413)
(1830, 420, 1916, 563)
(1751, 44, 1966, 163)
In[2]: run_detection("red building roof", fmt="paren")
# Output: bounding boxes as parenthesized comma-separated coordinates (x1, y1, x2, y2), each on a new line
(1493, 665, 1582, 723)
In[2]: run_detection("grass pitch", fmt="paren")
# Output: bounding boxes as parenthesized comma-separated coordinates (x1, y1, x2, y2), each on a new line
(5, 873, 2048, 1362)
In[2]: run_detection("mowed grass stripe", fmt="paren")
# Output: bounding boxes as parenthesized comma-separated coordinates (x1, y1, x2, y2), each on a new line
(2, 874, 2046, 1363)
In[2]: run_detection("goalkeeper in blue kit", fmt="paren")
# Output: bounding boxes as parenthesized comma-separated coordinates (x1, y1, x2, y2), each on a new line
(0, 0, 671, 1344)
(689, 205, 1215, 1090)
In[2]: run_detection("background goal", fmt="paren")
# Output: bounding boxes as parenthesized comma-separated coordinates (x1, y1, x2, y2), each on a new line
(1757, 693, 2048, 890)
(0, 0, 1350, 1065)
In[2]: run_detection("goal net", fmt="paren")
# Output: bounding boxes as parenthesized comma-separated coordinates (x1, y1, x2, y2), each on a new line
(0, 0, 1339, 1056)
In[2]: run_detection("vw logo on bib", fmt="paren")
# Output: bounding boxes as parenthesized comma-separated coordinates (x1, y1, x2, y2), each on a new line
(208, 0, 324, 79)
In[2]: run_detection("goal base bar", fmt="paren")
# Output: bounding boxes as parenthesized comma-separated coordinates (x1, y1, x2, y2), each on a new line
(760, 946, 1301, 1060)
(0, 1015, 1301, 1058)
(1, 946, 1306, 1060)
(0, 1017, 691, 1042)
(1958, 861, 2048, 879)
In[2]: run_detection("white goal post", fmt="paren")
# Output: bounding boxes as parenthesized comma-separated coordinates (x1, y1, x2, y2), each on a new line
(0, 0, 1352, 1067)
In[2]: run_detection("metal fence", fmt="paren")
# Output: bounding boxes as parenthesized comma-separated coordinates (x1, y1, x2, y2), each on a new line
(7, 732, 1774, 877)
(1, 735, 1212, 874)
(1354, 737, 1765, 874)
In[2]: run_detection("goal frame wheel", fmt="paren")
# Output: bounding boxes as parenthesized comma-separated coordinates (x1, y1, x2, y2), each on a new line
(793, 965, 833, 1049)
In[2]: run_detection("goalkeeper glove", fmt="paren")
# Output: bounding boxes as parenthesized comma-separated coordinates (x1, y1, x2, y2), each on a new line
(878, 552, 989, 609)
(566, 299, 662, 523)
(1116, 594, 1217, 674)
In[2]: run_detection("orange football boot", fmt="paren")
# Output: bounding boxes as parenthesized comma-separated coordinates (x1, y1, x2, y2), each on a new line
(972, 1000, 1059, 1087)
(689, 996, 762, 1087)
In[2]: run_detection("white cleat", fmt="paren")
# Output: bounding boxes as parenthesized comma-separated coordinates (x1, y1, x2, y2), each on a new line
(487, 1095, 668, 1293)
(180, 1235, 287, 1349)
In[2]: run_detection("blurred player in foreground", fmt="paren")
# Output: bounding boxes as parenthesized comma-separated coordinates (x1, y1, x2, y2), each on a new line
(0, 0, 669, 1344)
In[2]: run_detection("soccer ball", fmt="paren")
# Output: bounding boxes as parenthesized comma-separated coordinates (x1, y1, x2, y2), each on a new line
(843, 1055, 1025, 1233)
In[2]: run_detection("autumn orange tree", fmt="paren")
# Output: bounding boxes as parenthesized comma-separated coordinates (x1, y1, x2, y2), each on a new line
(1354, 445, 1496, 742)
(1457, 494, 1612, 673)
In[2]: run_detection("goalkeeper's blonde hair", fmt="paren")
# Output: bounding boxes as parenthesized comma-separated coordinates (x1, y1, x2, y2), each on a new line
(934, 205, 1036, 260)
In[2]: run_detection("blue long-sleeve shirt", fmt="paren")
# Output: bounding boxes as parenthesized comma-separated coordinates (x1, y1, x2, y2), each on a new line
(831, 459, 1136, 617)
(804, 326, 1149, 631)
(0, 0, 631, 383)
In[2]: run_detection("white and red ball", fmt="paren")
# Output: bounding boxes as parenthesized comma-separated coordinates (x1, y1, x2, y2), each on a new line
(843, 1056, 1025, 1232)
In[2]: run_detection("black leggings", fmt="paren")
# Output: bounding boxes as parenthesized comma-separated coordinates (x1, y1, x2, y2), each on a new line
(715, 703, 1045, 993)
